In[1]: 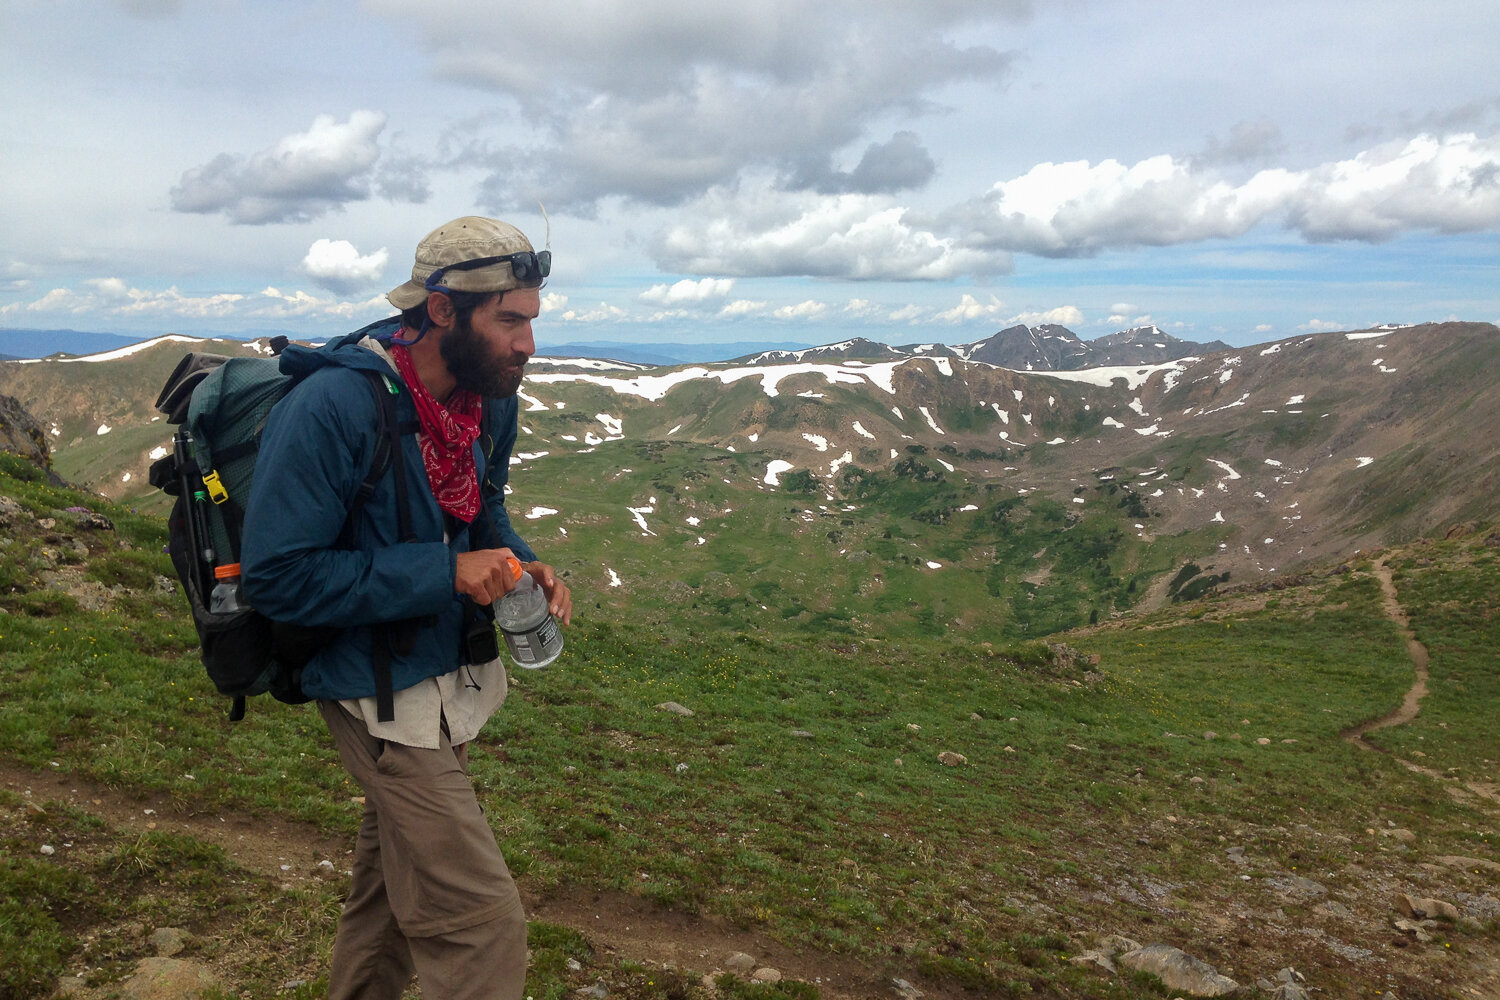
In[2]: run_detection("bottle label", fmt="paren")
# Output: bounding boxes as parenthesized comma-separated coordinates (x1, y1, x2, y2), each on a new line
(501, 612, 562, 668)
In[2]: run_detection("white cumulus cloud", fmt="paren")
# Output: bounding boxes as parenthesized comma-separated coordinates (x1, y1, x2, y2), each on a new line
(935, 293, 1007, 323)
(939, 131, 1500, 256)
(639, 277, 735, 305)
(654, 185, 1010, 279)
(302, 239, 390, 293)
(171, 111, 396, 224)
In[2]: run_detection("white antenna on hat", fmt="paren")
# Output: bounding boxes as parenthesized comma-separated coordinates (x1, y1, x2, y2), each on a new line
(537, 201, 551, 250)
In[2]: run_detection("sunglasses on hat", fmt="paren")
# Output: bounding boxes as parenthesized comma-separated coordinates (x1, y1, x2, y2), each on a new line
(424, 250, 552, 292)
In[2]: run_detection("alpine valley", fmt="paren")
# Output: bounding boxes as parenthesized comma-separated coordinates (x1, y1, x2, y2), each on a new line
(1, 319, 1496, 643)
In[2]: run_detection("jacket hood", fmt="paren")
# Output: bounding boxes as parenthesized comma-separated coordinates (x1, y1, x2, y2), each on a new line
(277, 317, 404, 383)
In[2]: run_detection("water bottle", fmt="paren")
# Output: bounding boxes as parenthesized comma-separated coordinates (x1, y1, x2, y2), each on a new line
(210, 562, 248, 614)
(494, 557, 563, 669)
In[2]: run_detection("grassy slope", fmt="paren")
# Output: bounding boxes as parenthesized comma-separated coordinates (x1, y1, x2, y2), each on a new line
(509, 440, 1226, 644)
(1, 451, 1497, 998)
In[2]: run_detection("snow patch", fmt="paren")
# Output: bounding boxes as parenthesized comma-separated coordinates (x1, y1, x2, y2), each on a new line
(918, 406, 946, 434)
(525, 507, 558, 519)
(1207, 459, 1241, 480)
(763, 460, 794, 486)
(626, 504, 656, 536)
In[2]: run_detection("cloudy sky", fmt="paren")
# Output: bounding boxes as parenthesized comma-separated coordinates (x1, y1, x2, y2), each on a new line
(4, 0, 1499, 351)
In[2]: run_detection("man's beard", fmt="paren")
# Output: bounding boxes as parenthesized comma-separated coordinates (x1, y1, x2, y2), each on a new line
(440, 312, 526, 397)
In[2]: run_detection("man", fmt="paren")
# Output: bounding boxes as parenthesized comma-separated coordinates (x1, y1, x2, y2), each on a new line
(242, 216, 572, 1000)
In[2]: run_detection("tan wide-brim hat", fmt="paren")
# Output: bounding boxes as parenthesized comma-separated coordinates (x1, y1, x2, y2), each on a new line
(386, 216, 536, 310)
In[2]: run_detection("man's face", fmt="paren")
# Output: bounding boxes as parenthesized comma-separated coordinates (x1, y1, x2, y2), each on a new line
(439, 288, 540, 398)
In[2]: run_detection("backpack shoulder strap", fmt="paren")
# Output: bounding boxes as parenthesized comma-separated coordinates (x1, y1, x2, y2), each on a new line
(353, 367, 416, 724)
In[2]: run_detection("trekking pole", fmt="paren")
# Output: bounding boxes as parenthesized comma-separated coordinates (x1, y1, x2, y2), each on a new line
(174, 429, 216, 596)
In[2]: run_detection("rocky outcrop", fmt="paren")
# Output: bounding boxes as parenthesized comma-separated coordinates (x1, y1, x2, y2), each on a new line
(0, 393, 55, 478)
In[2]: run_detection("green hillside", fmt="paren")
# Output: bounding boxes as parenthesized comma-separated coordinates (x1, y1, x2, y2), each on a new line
(509, 439, 1229, 642)
(1, 450, 1496, 998)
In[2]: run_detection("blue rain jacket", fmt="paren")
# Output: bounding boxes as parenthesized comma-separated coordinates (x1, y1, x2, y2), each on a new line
(241, 322, 536, 702)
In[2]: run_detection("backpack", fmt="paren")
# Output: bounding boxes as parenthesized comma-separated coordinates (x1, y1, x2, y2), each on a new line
(149, 330, 413, 721)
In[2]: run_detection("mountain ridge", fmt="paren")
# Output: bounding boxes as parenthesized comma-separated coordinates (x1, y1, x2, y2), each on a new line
(4, 322, 1235, 370)
(1, 321, 1494, 625)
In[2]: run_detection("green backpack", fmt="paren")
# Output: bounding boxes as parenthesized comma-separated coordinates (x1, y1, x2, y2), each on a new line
(149, 331, 412, 720)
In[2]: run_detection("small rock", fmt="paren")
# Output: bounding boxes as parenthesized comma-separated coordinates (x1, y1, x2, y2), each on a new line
(790, 730, 814, 738)
(1118, 944, 1238, 997)
(937, 751, 967, 766)
(751, 967, 782, 983)
(1396, 894, 1461, 922)
(566, 958, 583, 972)
(969, 712, 982, 721)
(1096, 934, 1142, 956)
(280, 981, 307, 991)
(724, 952, 757, 973)
(1380, 828, 1417, 843)
(120, 957, 218, 999)
(148, 927, 190, 957)
(891, 977, 923, 999)
(1255, 737, 1272, 745)
(1068, 950, 1116, 975)
(1225, 846, 1247, 864)
(1392, 917, 1434, 943)
(655, 701, 694, 717)
(577, 980, 609, 999)
(40, 844, 56, 856)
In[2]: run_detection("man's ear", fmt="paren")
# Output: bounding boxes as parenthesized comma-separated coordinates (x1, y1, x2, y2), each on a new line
(426, 290, 456, 328)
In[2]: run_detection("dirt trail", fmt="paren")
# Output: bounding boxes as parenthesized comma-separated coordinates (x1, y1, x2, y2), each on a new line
(1342, 557, 1431, 750)
(1342, 560, 1500, 808)
(0, 758, 934, 1000)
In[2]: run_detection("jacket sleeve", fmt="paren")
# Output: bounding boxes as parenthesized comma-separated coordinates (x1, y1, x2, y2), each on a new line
(241, 369, 456, 627)
(477, 395, 537, 563)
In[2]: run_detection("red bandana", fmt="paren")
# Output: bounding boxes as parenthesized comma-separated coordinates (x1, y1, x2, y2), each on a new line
(391, 344, 482, 522)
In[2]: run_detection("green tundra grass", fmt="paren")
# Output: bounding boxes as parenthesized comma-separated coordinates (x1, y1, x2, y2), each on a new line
(0, 450, 1496, 999)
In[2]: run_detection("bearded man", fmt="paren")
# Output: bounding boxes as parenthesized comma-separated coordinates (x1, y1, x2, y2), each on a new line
(243, 216, 572, 1000)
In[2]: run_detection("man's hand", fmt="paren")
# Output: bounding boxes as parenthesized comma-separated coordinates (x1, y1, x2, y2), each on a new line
(455, 550, 573, 625)
(523, 560, 573, 626)
(455, 548, 520, 605)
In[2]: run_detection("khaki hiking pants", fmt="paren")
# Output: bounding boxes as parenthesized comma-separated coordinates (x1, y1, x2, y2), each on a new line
(319, 701, 527, 1000)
